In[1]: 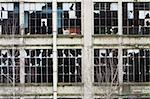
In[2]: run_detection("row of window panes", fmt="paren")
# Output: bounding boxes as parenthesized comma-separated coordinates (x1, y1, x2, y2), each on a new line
(1, 98, 150, 99)
(0, 2, 81, 35)
(24, 2, 81, 34)
(0, 96, 149, 99)
(94, 2, 150, 35)
(94, 49, 150, 83)
(0, 96, 82, 99)
(2, 2, 150, 35)
(0, 49, 82, 83)
(0, 49, 149, 83)
(95, 98, 150, 99)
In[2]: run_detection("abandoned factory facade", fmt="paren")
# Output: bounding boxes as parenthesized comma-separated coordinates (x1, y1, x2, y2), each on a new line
(0, 0, 149, 99)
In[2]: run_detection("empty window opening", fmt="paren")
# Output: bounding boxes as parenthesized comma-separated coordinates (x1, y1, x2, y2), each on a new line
(123, 2, 150, 35)
(94, 2, 118, 34)
(24, 49, 53, 83)
(57, 2, 81, 35)
(94, 49, 118, 83)
(123, 49, 150, 82)
(0, 3, 19, 35)
(24, 3, 52, 35)
(58, 49, 82, 83)
(0, 49, 20, 83)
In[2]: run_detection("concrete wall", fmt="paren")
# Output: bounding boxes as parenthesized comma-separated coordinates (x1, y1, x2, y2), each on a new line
(0, 0, 149, 99)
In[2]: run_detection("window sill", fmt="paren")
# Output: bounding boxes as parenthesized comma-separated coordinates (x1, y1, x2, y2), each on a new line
(93, 34, 150, 38)
(93, 82, 150, 86)
(58, 83, 83, 86)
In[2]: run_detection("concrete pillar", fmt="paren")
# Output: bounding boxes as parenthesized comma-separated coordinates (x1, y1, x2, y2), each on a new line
(118, 0, 123, 84)
(118, 0, 123, 98)
(20, 1, 24, 36)
(19, 1, 25, 84)
(82, 0, 93, 99)
(52, 0, 58, 99)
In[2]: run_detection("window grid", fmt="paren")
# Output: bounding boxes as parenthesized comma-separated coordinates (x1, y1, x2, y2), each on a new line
(94, 2, 118, 34)
(1, 2, 150, 35)
(95, 98, 118, 99)
(58, 49, 82, 83)
(123, 49, 150, 82)
(57, 2, 81, 35)
(0, 3, 19, 35)
(94, 49, 118, 83)
(0, 96, 20, 99)
(0, 96, 82, 99)
(0, 49, 20, 83)
(24, 3, 52, 35)
(123, 2, 150, 35)
(25, 49, 53, 83)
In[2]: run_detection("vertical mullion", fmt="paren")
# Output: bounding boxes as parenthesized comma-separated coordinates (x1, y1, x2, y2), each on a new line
(34, 51, 37, 83)
(45, 49, 48, 83)
(34, 59, 36, 83)
(127, 53, 129, 82)
(29, 50, 31, 83)
(29, 4, 31, 34)
(146, 49, 150, 82)
(0, 52, 1, 83)
(63, 50, 64, 83)
(138, 51, 141, 82)
(0, 50, 1, 83)
(144, 50, 146, 82)
(46, 3, 48, 34)
(99, 3, 100, 34)
(105, 50, 107, 82)
(41, 50, 43, 83)
(7, 52, 9, 84)
(99, 49, 101, 83)
(62, 10, 64, 33)
(63, 57, 65, 83)
(5, 50, 6, 83)
(68, 49, 70, 83)
(105, 3, 106, 34)
(46, 50, 48, 83)
(30, 50, 32, 83)
(34, 3, 36, 34)
(133, 51, 135, 82)
(74, 50, 76, 83)
(40, 50, 42, 83)
(127, 55, 129, 82)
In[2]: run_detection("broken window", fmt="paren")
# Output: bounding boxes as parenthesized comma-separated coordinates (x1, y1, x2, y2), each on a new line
(57, 2, 81, 35)
(0, 3, 19, 35)
(123, 96, 149, 99)
(24, 49, 53, 83)
(58, 49, 82, 83)
(0, 49, 20, 83)
(94, 49, 118, 83)
(0, 96, 20, 99)
(58, 98, 81, 99)
(24, 98, 81, 99)
(123, 49, 150, 82)
(0, 96, 82, 99)
(95, 98, 118, 99)
(24, 3, 52, 35)
(94, 3, 118, 34)
(123, 2, 150, 35)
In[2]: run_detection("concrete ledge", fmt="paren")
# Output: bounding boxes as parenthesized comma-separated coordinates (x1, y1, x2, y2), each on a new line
(0, 35, 83, 46)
